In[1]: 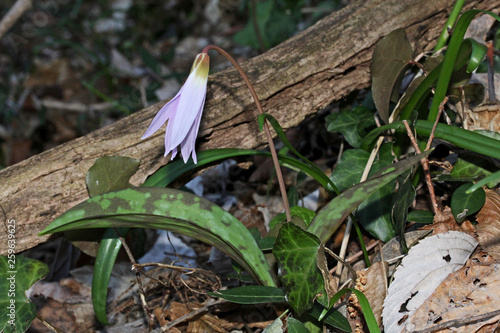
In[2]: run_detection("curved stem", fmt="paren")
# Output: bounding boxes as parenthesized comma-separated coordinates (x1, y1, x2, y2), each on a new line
(203, 45, 292, 222)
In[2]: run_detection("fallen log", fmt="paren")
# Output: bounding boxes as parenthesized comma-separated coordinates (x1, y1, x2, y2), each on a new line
(1, 0, 498, 254)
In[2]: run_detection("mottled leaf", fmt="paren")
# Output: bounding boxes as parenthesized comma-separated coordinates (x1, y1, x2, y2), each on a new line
(0, 256, 49, 333)
(326, 107, 376, 148)
(209, 286, 286, 304)
(308, 151, 431, 244)
(451, 183, 486, 222)
(273, 223, 327, 315)
(39, 187, 275, 287)
(371, 29, 413, 123)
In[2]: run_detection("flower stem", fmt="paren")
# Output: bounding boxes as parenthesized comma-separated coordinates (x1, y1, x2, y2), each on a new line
(203, 45, 292, 222)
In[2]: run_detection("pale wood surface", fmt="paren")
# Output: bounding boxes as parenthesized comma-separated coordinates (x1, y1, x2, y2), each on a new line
(1, 0, 498, 254)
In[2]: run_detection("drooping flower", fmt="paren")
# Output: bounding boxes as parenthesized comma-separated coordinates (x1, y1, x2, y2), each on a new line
(142, 52, 210, 164)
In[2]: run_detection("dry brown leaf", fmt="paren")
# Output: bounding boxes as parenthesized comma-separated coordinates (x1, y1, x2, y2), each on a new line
(349, 261, 388, 332)
(166, 301, 228, 333)
(476, 189, 500, 260)
(405, 255, 500, 333)
(421, 206, 476, 237)
(363, 261, 388, 328)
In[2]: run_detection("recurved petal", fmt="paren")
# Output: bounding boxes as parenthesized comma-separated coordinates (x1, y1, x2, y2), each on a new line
(168, 71, 208, 149)
(141, 92, 181, 139)
(180, 99, 204, 163)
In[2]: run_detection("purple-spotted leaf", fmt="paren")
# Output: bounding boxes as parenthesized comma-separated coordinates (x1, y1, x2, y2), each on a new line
(273, 223, 328, 315)
(371, 28, 413, 123)
(0, 256, 49, 333)
(308, 151, 431, 244)
(39, 187, 275, 287)
(66, 156, 140, 258)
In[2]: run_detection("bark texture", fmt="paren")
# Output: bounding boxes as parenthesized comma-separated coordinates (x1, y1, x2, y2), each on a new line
(1, 0, 498, 254)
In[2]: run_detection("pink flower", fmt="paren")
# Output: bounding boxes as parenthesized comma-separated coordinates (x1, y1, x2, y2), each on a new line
(142, 53, 210, 163)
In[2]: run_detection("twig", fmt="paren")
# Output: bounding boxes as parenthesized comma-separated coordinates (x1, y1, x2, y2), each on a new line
(402, 120, 439, 215)
(413, 309, 500, 333)
(36, 313, 64, 333)
(0, 0, 32, 40)
(114, 228, 155, 330)
(487, 41, 497, 102)
(325, 247, 357, 280)
(151, 299, 227, 332)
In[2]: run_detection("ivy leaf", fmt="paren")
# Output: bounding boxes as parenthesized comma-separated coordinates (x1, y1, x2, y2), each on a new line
(273, 223, 327, 315)
(330, 149, 370, 192)
(326, 107, 376, 148)
(0, 256, 49, 333)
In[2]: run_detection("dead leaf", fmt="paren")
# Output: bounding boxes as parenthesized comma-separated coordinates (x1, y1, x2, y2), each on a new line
(421, 206, 476, 237)
(383, 231, 478, 333)
(476, 189, 500, 260)
(349, 261, 388, 332)
(406, 254, 500, 333)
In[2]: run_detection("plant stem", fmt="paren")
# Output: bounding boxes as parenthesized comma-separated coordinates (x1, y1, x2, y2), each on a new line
(433, 0, 466, 52)
(203, 45, 292, 222)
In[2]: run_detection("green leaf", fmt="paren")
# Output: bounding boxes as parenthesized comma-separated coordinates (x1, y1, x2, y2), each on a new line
(371, 28, 413, 123)
(92, 228, 125, 325)
(322, 288, 380, 333)
(451, 183, 486, 222)
(87, 156, 139, 324)
(361, 120, 500, 161)
(273, 223, 327, 315)
(68, 156, 140, 258)
(326, 107, 376, 148)
(288, 317, 311, 333)
(209, 286, 286, 304)
(144, 148, 337, 195)
(392, 170, 416, 252)
(39, 187, 275, 287)
(451, 157, 495, 181)
(269, 206, 316, 230)
(305, 303, 351, 332)
(258, 114, 338, 194)
(356, 181, 395, 242)
(467, 169, 500, 194)
(86, 156, 140, 197)
(330, 149, 370, 192)
(0, 256, 49, 333)
(308, 151, 431, 244)
(428, 10, 500, 121)
(407, 210, 434, 224)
